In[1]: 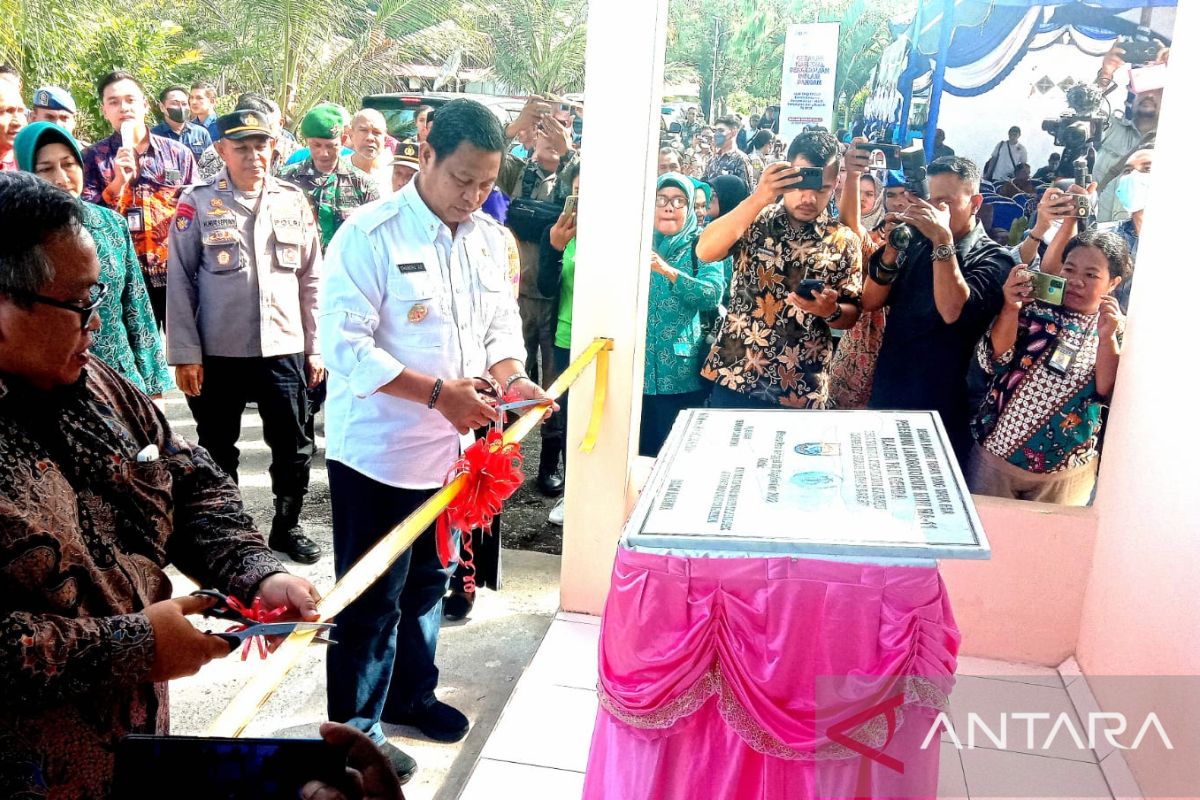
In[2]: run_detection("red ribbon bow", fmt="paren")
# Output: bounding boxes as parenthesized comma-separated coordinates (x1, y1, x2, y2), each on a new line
(224, 595, 286, 661)
(436, 430, 525, 569)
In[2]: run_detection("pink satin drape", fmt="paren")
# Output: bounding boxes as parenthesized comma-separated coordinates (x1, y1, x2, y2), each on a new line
(583, 547, 961, 800)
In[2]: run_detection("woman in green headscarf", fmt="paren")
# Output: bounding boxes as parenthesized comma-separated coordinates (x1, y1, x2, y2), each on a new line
(13, 122, 172, 397)
(642, 172, 729, 456)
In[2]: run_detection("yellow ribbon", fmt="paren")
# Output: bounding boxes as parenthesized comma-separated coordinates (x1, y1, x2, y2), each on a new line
(207, 337, 613, 737)
(580, 339, 612, 454)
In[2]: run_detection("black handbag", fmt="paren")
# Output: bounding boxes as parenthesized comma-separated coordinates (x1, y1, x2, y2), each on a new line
(506, 165, 563, 243)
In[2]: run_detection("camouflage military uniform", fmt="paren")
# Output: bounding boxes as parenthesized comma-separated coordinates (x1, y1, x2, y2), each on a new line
(278, 155, 381, 251)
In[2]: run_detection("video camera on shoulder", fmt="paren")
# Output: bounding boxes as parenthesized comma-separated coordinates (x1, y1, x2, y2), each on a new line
(1041, 84, 1106, 173)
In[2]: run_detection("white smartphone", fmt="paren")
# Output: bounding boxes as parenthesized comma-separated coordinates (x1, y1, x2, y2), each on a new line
(120, 120, 137, 151)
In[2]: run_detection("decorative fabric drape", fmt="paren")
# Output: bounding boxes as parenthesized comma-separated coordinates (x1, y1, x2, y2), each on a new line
(583, 547, 961, 800)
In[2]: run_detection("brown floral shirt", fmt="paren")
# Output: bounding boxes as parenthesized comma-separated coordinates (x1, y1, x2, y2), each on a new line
(701, 206, 862, 408)
(0, 360, 284, 799)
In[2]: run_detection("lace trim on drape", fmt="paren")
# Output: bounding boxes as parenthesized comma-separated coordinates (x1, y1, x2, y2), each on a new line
(598, 664, 950, 762)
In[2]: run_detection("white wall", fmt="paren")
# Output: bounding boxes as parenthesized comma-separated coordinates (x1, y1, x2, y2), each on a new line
(935, 44, 1126, 174)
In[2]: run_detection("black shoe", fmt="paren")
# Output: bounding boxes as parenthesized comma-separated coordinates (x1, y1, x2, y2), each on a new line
(376, 740, 417, 784)
(385, 700, 470, 743)
(536, 466, 564, 497)
(268, 527, 321, 564)
(269, 496, 321, 564)
(443, 589, 475, 621)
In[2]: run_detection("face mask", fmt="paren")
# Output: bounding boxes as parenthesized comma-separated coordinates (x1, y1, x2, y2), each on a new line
(165, 107, 187, 124)
(713, 132, 728, 148)
(1115, 169, 1151, 213)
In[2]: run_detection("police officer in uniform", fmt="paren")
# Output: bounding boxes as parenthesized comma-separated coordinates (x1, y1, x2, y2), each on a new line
(166, 109, 325, 564)
(279, 103, 380, 253)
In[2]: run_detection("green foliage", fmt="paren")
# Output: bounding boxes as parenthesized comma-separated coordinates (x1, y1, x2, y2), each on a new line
(667, 0, 915, 122)
(458, 0, 589, 95)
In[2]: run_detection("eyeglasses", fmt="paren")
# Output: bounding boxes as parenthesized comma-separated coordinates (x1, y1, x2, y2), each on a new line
(0, 282, 108, 331)
(655, 195, 690, 210)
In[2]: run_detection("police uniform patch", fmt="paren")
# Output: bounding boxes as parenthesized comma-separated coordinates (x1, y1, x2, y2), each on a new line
(216, 251, 232, 266)
(203, 230, 236, 245)
(217, 179, 229, 191)
(202, 216, 237, 232)
(208, 197, 230, 216)
(176, 215, 192, 232)
(175, 203, 195, 232)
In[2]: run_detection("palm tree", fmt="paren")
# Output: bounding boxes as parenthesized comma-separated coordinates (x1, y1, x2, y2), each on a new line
(458, 0, 588, 95)
(195, 0, 470, 126)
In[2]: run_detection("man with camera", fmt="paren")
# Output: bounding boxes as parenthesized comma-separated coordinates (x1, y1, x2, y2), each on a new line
(863, 156, 1016, 468)
(1091, 41, 1166, 222)
(697, 130, 862, 410)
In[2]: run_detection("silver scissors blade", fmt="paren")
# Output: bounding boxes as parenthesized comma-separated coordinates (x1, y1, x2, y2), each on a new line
(497, 398, 551, 412)
(214, 622, 336, 646)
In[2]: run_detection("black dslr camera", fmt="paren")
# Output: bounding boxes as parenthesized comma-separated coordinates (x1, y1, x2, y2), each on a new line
(886, 144, 929, 252)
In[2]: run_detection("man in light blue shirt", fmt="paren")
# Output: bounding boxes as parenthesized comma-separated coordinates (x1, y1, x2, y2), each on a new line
(319, 99, 555, 782)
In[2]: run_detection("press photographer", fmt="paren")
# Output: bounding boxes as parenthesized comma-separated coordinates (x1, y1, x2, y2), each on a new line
(1091, 38, 1167, 221)
(863, 156, 1016, 467)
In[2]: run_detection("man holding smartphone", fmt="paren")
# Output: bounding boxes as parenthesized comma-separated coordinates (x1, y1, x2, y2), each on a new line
(863, 156, 1015, 467)
(697, 130, 861, 410)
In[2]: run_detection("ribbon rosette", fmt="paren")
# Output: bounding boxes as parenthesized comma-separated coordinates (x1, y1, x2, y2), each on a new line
(224, 595, 287, 661)
(436, 430, 525, 568)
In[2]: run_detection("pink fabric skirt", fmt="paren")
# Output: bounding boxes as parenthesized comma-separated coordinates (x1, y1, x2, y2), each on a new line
(583, 547, 961, 800)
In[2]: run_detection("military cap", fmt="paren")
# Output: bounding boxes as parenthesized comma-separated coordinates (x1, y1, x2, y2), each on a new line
(301, 103, 349, 140)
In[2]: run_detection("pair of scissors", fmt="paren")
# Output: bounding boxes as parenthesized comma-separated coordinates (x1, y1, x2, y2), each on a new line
(190, 589, 336, 650)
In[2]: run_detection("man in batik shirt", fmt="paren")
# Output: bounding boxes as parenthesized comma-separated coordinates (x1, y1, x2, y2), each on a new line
(0, 171, 319, 799)
(698, 130, 862, 409)
(81, 71, 196, 328)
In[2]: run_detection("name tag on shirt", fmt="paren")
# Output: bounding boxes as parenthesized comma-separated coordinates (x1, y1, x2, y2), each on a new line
(165, 168, 181, 184)
(397, 262, 426, 274)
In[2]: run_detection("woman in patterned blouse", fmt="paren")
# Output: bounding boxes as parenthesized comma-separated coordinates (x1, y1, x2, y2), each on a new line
(968, 229, 1129, 505)
(13, 122, 172, 396)
(642, 172, 728, 456)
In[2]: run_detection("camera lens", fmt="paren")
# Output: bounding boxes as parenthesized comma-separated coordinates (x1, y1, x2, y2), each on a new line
(888, 223, 913, 251)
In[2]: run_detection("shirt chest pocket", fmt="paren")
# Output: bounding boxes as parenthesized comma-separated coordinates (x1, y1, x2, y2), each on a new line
(202, 236, 243, 274)
(272, 211, 305, 271)
(387, 267, 445, 348)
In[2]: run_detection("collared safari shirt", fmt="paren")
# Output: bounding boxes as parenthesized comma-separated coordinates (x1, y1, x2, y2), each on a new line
(165, 170, 322, 364)
(0, 359, 283, 799)
(703, 149, 755, 188)
(82, 132, 197, 289)
(701, 206, 862, 408)
(149, 120, 213, 161)
(278, 156, 381, 251)
(319, 181, 526, 490)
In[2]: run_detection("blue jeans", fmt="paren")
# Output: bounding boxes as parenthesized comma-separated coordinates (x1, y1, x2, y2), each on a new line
(326, 460, 458, 744)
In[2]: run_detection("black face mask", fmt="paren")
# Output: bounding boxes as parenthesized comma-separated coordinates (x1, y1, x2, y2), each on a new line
(165, 107, 187, 124)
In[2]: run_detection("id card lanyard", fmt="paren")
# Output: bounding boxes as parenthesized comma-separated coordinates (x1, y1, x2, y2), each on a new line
(1046, 314, 1096, 377)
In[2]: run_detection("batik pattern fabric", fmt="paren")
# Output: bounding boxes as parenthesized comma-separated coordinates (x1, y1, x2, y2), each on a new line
(703, 150, 755, 188)
(971, 303, 1113, 474)
(0, 360, 283, 798)
(828, 228, 886, 410)
(80, 202, 173, 395)
(81, 132, 196, 289)
(701, 206, 862, 408)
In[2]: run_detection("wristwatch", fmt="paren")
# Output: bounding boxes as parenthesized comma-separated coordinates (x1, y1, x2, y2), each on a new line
(932, 243, 955, 263)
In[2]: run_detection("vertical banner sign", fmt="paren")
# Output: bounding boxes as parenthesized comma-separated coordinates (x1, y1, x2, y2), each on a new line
(779, 22, 841, 146)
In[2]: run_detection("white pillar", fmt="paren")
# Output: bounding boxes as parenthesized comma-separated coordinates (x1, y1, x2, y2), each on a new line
(560, 0, 669, 614)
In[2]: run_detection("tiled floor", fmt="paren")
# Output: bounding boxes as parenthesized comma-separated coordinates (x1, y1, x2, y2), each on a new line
(458, 618, 1129, 799)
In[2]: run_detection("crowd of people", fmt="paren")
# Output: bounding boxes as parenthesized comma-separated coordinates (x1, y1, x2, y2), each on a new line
(0, 33, 1164, 799)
